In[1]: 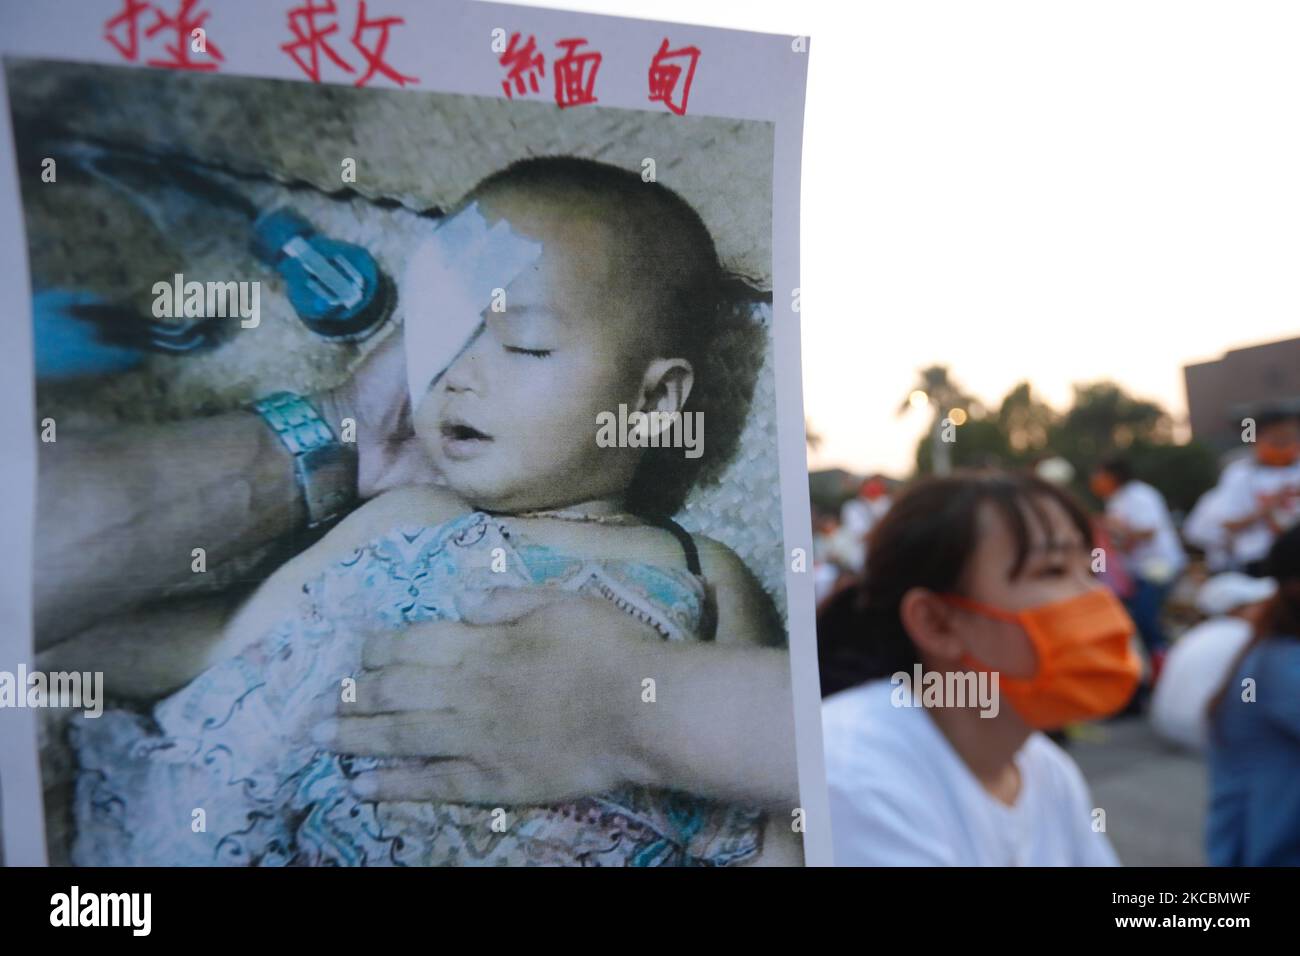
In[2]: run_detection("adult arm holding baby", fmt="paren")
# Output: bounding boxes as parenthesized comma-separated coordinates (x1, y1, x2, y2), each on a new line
(336, 588, 800, 811)
(328, 584, 805, 866)
(32, 331, 432, 649)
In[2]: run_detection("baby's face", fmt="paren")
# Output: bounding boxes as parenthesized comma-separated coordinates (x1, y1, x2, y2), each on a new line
(413, 191, 652, 511)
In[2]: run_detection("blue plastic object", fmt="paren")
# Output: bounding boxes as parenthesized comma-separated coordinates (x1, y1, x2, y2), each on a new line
(252, 208, 388, 341)
(33, 290, 225, 381)
(34, 291, 144, 380)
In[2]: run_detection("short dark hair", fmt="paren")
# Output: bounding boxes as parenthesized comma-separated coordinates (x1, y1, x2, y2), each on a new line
(467, 156, 769, 515)
(817, 469, 1094, 697)
(1255, 407, 1300, 431)
(1262, 522, 1300, 637)
(1209, 521, 1300, 719)
(1096, 456, 1134, 485)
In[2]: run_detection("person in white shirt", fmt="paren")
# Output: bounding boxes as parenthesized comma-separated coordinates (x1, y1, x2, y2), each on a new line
(839, 475, 892, 573)
(824, 680, 1119, 866)
(1090, 457, 1186, 657)
(820, 470, 1137, 866)
(1183, 483, 1237, 574)
(813, 509, 859, 602)
(1149, 572, 1276, 751)
(841, 476, 892, 538)
(1187, 410, 1300, 575)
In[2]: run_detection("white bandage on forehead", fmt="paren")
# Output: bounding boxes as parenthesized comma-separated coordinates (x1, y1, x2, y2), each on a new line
(402, 200, 544, 407)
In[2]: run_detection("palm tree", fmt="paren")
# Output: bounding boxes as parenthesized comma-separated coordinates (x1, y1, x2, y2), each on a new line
(899, 365, 980, 475)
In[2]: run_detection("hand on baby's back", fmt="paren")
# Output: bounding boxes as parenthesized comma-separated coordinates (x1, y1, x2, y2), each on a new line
(325, 588, 667, 805)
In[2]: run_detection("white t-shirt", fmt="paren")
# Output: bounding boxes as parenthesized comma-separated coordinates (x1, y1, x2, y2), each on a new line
(1210, 457, 1300, 566)
(840, 497, 891, 541)
(1183, 485, 1234, 572)
(1149, 617, 1254, 752)
(1106, 480, 1186, 581)
(823, 679, 1119, 866)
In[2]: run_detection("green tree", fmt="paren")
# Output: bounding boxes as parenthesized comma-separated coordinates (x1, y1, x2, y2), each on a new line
(1119, 439, 1220, 515)
(997, 381, 1058, 460)
(903, 374, 1218, 514)
(1048, 381, 1172, 469)
(1044, 382, 1213, 510)
(915, 417, 1013, 473)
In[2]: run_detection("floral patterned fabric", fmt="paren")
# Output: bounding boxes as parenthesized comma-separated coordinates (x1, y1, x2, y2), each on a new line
(70, 512, 765, 866)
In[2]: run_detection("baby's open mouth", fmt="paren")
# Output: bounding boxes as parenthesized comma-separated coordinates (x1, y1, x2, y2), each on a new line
(441, 422, 493, 442)
(439, 420, 494, 460)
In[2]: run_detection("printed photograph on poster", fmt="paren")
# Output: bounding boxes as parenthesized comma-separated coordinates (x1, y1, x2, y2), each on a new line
(0, 1, 814, 867)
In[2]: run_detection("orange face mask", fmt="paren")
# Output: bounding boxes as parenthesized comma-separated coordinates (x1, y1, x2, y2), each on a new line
(1089, 473, 1119, 499)
(1256, 442, 1300, 468)
(941, 588, 1141, 730)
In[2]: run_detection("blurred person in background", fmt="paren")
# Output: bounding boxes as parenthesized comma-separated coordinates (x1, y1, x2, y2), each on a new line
(1183, 484, 1237, 575)
(1032, 455, 1076, 489)
(1188, 408, 1300, 577)
(1035, 455, 1134, 604)
(813, 508, 856, 604)
(1090, 457, 1186, 674)
(1150, 572, 1276, 752)
(1206, 522, 1300, 866)
(820, 471, 1138, 865)
(839, 475, 892, 571)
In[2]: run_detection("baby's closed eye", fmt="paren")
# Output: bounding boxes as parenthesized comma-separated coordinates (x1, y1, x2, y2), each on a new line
(504, 345, 553, 358)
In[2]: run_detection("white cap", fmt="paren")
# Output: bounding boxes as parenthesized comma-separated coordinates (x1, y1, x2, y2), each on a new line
(1035, 456, 1076, 486)
(1195, 572, 1277, 616)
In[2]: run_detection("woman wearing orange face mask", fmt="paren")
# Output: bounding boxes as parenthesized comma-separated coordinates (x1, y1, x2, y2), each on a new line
(820, 470, 1139, 866)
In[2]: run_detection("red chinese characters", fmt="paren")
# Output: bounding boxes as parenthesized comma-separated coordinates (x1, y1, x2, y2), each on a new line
(497, 34, 601, 109)
(281, 0, 418, 88)
(282, 0, 353, 83)
(350, 1, 418, 88)
(104, 0, 152, 61)
(552, 38, 601, 108)
(499, 32, 545, 99)
(494, 33, 701, 114)
(104, 0, 224, 71)
(648, 38, 700, 116)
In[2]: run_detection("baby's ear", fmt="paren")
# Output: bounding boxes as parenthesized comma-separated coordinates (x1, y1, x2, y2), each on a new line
(636, 358, 694, 418)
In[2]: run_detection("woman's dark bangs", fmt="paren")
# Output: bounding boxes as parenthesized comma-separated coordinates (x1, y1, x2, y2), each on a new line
(982, 473, 1094, 581)
(1036, 477, 1095, 550)
(984, 480, 1035, 581)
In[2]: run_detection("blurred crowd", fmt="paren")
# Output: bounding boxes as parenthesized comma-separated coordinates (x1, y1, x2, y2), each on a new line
(816, 406, 1300, 866)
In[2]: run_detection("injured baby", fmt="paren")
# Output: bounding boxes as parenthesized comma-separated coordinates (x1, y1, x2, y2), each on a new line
(69, 156, 790, 866)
